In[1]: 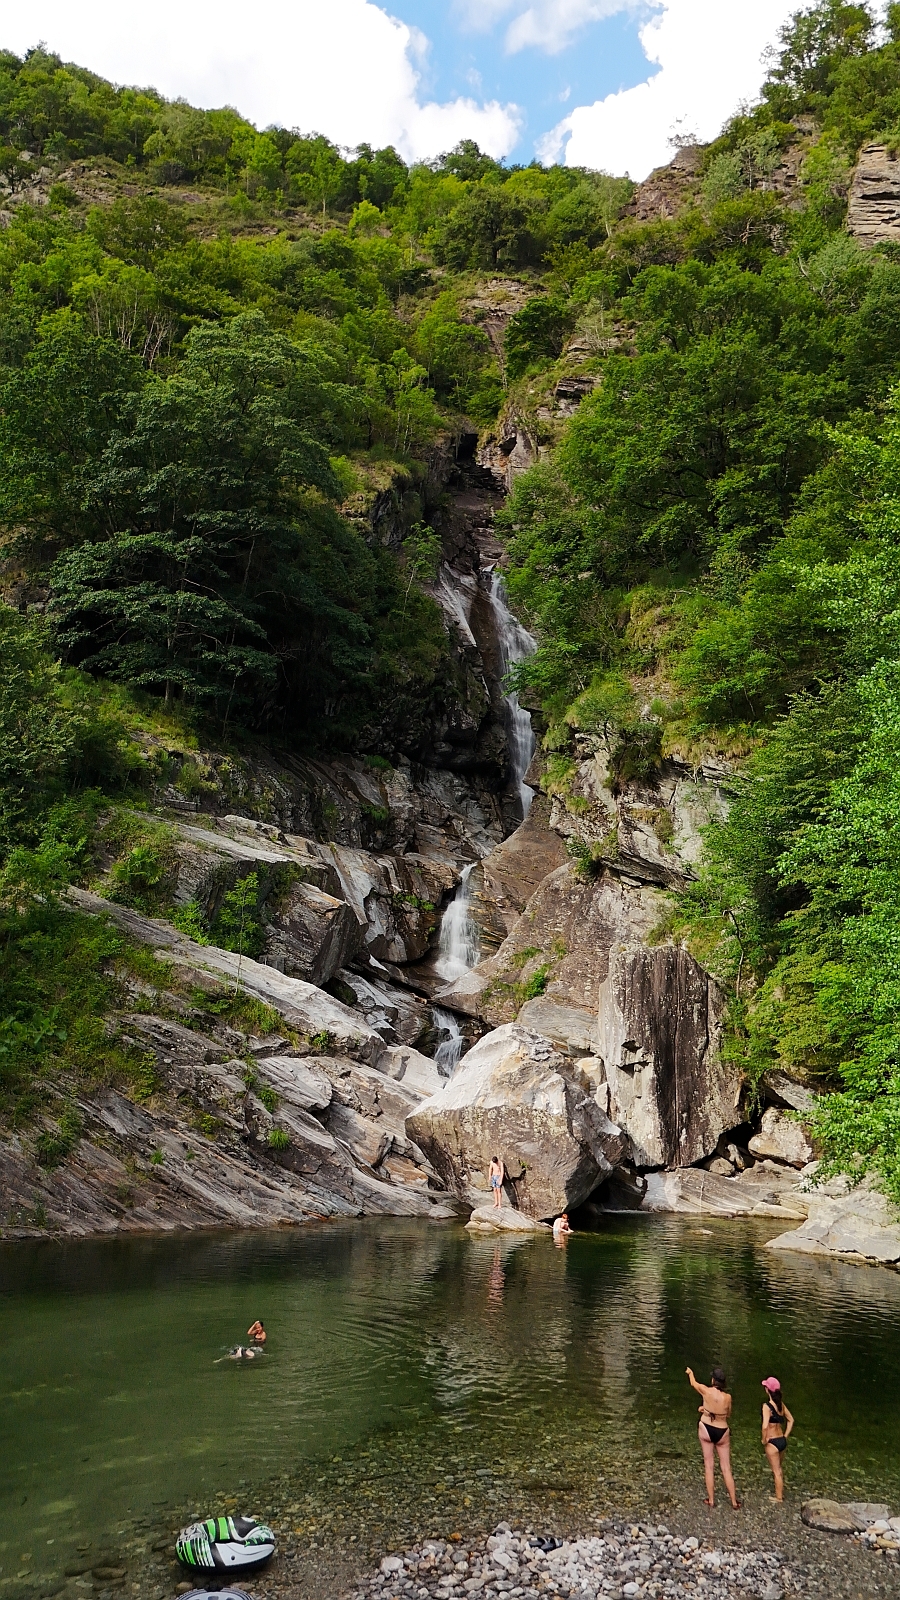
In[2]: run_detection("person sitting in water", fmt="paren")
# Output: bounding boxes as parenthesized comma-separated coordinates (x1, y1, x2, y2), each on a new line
(488, 1155, 505, 1209)
(552, 1213, 572, 1239)
(686, 1365, 740, 1510)
(247, 1320, 266, 1344)
(761, 1377, 794, 1502)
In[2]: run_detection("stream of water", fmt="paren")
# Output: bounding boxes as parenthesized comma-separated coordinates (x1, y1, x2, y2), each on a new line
(2, 1215, 899, 1590)
(434, 863, 480, 984)
(486, 570, 537, 818)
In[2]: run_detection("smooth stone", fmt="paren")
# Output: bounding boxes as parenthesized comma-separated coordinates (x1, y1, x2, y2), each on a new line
(845, 1502, 891, 1525)
(800, 1499, 861, 1533)
(465, 1206, 551, 1234)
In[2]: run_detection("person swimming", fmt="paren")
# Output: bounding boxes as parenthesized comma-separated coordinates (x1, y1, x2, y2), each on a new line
(686, 1365, 740, 1510)
(552, 1213, 572, 1240)
(216, 1345, 263, 1362)
(247, 1320, 266, 1344)
(761, 1377, 794, 1502)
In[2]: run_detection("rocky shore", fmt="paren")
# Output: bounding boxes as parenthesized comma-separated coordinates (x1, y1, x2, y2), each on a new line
(352, 1524, 792, 1600)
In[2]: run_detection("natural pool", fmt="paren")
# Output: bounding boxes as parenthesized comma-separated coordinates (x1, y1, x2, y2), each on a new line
(2, 1215, 899, 1595)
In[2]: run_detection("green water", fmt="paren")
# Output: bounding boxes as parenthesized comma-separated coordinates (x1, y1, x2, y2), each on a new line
(2, 1215, 899, 1587)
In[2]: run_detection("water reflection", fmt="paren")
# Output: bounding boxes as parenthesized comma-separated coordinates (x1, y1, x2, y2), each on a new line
(1, 1216, 899, 1577)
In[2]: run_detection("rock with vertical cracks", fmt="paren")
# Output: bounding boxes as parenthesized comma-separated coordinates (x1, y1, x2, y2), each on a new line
(406, 1022, 626, 1219)
(598, 944, 741, 1169)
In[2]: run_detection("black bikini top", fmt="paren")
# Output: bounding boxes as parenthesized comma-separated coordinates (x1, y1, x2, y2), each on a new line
(766, 1398, 785, 1425)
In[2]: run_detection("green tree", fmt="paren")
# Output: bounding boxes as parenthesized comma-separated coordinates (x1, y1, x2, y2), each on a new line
(46, 313, 375, 725)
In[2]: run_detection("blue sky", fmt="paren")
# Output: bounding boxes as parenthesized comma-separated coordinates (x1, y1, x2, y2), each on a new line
(11, 0, 799, 180)
(400, 0, 658, 161)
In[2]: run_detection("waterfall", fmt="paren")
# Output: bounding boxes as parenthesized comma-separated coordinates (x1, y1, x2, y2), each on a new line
(434, 861, 479, 981)
(487, 570, 537, 816)
(432, 1006, 465, 1075)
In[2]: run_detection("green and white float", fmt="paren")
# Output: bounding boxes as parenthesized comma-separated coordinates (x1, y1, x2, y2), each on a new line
(175, 1516, 276, 1572)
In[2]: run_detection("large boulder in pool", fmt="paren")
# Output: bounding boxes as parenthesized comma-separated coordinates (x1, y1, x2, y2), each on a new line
(598, 943, 741, 1168)
(405, 1023, 626, 1219)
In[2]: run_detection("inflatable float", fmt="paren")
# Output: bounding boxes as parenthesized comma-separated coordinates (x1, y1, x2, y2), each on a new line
(176, 1517, 276, 1572)
(181, 1590, 254, 1600)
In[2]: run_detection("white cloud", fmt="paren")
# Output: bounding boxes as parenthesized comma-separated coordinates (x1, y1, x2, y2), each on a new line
(6, 0, 522, 162)
(453, 0, 638, 53)
(539, 0, 799, 179)
(505, 0, 638, 56)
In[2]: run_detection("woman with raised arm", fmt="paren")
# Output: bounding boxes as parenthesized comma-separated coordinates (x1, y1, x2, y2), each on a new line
(761, 1377, 794, 1502)
(686, 1365, 740, 1510)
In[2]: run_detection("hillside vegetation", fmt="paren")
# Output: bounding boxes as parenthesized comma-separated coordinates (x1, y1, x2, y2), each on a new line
(2, 0, 900, 1203)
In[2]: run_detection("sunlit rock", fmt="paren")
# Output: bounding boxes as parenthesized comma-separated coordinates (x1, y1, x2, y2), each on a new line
(598, 943, 740, 1168)
(406, 1022, 625, 1219)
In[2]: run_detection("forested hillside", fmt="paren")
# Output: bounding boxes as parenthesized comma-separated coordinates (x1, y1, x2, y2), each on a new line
(2, 0, 900, 1205)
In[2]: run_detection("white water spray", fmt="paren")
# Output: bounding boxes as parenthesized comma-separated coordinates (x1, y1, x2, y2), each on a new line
(432, 1006, 465, 1075)
(487, 570, 537, 816)
(434, 861, 479, 982)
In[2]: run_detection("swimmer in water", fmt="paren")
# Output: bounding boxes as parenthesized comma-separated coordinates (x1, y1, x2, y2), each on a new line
(552, 1213, 572, 1241)
(248, 1320, 266, 1344)
(686, 1365, 740, 1510)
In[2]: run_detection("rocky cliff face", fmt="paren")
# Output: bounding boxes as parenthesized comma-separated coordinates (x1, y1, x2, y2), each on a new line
(847, 144, 900, 242)
(598, 943, 739, 1168)
(3, 440, 834, 1245)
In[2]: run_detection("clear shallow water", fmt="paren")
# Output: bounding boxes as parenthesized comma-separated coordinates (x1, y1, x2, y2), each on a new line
(2, 1216, 899, 1585)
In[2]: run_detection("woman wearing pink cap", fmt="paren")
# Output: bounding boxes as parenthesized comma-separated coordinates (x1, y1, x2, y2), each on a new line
(761, 1377, 794, 1501)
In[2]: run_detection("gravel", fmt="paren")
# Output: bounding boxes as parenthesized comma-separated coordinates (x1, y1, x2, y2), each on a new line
(339, 1519, 898, 1600)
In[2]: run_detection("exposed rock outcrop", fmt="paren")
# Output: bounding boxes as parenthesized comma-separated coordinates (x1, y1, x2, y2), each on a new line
(847, 144, 900, 242)
(1, 890, 459, 1238)
(748, 1106, 815, 1168)
(598, 943, 740, 1168)
(406, 1023, 625, 1219)
(437, 863, 661, 1044)
(639, 1163, 810, 1219)
(767, 1177, 900, 1266)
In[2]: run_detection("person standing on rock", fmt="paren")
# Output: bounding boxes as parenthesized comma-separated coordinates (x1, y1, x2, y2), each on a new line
(761, 1377, 793, 1501)
(489, 1155, 505, 1208)
(686, 1366, 740, 1510)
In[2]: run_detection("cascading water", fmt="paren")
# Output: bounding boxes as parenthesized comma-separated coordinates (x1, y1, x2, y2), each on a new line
(426, 561, 538, 1075)
(487, 570, 537, 816)
(434, 861, 479, 981)
(432, 1006, 465, 1076)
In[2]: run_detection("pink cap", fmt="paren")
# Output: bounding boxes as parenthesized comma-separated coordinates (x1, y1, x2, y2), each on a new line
(762, 1377, 781, 1391)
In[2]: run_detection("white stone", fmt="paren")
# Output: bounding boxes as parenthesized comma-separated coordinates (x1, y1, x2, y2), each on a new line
(748, 1107, 814, 1169)
(465, 1205, 550, 1234)
(408, 1023, 625, 1218)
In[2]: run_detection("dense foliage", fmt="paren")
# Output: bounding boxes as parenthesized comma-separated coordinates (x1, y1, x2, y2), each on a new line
(499, 0, 900, 1202)
(4, 3, 900, 1198)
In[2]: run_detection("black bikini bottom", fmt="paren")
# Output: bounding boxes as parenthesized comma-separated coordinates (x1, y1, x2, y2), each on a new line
(702, 1423, 728, 1445)
(770, 1436, 788, 1452)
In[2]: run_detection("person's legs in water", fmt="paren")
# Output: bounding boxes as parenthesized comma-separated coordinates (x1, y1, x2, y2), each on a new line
(765, 1439, 786, 1501)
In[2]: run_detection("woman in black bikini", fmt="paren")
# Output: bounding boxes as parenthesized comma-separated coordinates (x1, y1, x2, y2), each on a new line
(686, 1366, 740, 1510)
(761, 1377, 794, 1502)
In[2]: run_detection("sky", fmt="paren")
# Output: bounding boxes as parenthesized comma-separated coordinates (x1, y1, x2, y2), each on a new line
(8, 0, 802, 180)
